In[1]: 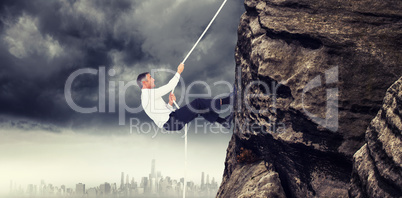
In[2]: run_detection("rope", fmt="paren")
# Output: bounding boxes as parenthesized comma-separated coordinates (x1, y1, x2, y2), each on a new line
(171, 1, 227, 197)
(181, 0, 228, 64)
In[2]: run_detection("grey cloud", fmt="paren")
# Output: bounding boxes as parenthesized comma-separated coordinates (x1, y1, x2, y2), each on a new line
(0, 115, 61, 132)
(0, 0, 244, 130)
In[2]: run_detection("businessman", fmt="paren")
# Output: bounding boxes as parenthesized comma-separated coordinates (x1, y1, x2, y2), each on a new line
(137, 63, 234, 131)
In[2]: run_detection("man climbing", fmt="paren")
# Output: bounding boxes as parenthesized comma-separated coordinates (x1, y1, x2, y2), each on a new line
(137, 63, 234, 131)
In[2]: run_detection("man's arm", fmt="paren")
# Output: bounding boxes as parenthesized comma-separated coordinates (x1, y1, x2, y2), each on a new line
(177, 63, 184, 74)
(153, 63, 184, 98)
(168, 92, 176, 106)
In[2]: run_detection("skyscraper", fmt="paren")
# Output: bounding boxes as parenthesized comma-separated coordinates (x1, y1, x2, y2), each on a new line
(27, 184, 34, 195)
(40, 180, 45, 195)
(111, 183, 117, 194)
(141, 177, 149, 194)
(151, 159, 156, 178)
(87, 188, 97, 197)
(126, 174, 129, 186)
(150, 159, 157, 194)
(61, 185, 66, 195)
(100, 183, 111, 195)
(120, 172, 124, 190)
(131, 177, 136, 190)
(157, 171, 161, 178)
(75, 183, 85, 196)
(201, 172, 205, 190)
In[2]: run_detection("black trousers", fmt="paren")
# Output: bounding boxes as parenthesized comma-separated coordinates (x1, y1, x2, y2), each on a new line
(163, 98, 221, 131)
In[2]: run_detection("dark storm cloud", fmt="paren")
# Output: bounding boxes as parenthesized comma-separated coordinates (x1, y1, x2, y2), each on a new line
(0, 0, 244, 129)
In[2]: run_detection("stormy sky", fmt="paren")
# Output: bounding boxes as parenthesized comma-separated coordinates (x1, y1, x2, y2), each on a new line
(0, 0, 245, 194)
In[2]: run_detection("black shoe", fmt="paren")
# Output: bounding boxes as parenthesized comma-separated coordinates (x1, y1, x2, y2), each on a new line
(222, 113, 234, 129)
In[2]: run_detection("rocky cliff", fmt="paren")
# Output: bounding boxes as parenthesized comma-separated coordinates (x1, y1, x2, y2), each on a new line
(218, 0, 401, 197)
(350, 77, 402, 198)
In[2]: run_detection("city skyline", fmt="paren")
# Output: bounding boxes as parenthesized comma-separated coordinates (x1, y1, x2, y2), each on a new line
(0, 128, 229, 196)
(8, 159, 219, 197)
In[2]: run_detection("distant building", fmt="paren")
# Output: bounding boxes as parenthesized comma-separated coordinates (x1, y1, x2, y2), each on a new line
(66, 188, 73, 196)
(151, 159, 156, 178)
(75, 183, 85, 196)
(157, 171, 161, 178)
(126, 174, 129, 186)
(60, 185, 65, 194)
(131, 177, 136, 189)
(26, 184, 34, 196)
(87, 187, 97, 197)
(150, 159, 157, 194)
(100, 182, 111, 195)
(141, 177, 149, 194)
(120, 172, 125, 190)
(201, 172, 205, 190)
(111, 183, 117, 195)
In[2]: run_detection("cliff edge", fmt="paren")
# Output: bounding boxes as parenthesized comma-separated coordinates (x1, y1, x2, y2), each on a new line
(350, 77, 402, 198)
(218, 0, 401, 197)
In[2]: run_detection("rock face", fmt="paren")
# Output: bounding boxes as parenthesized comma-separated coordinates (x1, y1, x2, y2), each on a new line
(350, 77, 402, 198)
(218, 0, 401, 197)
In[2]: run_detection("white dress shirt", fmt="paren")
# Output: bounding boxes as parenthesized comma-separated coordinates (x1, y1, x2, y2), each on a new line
(141, 73, 180, 128)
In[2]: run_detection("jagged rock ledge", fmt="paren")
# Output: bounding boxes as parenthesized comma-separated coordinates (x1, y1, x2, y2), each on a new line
(350, 77, 402, 198)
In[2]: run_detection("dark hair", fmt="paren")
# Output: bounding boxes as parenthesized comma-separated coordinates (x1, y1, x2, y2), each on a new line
(137, 72, 149, 88)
